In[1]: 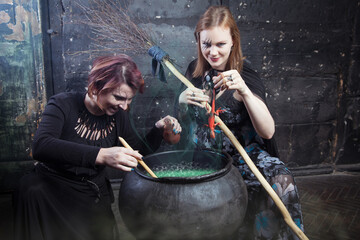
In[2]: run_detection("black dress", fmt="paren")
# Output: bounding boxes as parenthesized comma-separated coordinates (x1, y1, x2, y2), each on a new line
(13, 92, 162, 240)
(177, 60, 304, 239)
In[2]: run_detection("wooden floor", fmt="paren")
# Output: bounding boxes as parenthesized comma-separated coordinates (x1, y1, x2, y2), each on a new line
(296, 172, 360, 240)
(1, 172, 360, 240)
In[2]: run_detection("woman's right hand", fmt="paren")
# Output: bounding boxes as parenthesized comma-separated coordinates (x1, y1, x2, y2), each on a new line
(95, 147, 141, 171)
(179, 87, 210, 108)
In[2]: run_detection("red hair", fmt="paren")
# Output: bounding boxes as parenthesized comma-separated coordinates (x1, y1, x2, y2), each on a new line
(87, 54, 144, 98)
(193, 6, 244, 78)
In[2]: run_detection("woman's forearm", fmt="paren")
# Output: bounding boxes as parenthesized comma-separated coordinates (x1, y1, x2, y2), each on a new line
(240, 90, 275, 139)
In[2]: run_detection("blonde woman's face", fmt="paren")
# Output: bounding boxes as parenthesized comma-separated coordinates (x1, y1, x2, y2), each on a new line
(199, 26, 233, 71)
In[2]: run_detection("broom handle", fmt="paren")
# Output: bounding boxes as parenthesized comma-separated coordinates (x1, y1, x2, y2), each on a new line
(163, 59, 308, 240)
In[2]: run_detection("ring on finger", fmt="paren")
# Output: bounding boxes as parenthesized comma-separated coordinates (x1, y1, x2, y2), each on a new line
(227, 75, 233, 81)
(192, 92, 195, 97)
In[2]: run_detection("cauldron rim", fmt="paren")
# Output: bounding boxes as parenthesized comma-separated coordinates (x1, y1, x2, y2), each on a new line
(135, 149, 233, 183)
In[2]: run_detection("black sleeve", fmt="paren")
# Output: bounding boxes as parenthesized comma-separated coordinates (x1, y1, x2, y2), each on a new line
(241, 61, 266, 102)
(116, 110, 163, 156)
(242, 61, 279, 157)
(32, 95, 100, 168)
(143, 126, 163, 153)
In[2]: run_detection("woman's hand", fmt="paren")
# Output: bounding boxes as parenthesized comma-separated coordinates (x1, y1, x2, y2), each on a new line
(212, 70, 250, 96)
(179, 87, 210, 108)
(212, 70, 275, 139)
(155, 115, 182, 133)
(155, 115, 182, 144)
(95, 147, 141, 171)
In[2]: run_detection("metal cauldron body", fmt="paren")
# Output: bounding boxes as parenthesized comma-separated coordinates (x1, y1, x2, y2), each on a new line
(118, 150, 248, 240)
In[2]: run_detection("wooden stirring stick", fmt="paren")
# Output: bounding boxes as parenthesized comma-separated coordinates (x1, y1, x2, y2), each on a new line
(118, 137, 158, 178)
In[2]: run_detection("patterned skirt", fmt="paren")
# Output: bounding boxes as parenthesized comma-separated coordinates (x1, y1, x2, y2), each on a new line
(233, 143, 304, 240)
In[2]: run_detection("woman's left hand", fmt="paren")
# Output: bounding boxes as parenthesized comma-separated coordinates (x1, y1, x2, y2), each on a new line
(212, 70, 249, 95)
(155, 115, 182, 144)
(155, 115, 182, 134)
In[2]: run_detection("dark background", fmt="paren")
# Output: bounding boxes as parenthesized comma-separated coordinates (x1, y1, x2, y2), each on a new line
(0, 0, 359, 188)
(0, 1, 360, 240)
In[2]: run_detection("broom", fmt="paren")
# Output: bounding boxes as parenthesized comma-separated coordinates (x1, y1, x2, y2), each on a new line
(76, 1, 308, 239)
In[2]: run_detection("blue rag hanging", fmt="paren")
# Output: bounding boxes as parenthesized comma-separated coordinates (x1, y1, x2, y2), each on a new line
(148, 46, 168, 83)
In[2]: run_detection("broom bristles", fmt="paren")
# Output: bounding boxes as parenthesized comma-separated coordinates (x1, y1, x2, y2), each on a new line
(74, 0, 154, 56)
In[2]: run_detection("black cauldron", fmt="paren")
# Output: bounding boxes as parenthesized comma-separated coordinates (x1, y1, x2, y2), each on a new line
(118, 150, 248, 240)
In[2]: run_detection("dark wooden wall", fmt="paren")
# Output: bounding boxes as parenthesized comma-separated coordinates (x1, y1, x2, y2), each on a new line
(0, 0, 46, 190)
(0, 0, 359, 190)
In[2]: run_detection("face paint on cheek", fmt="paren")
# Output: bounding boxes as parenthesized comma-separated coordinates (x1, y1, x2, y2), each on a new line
(201, 42, 210, 52)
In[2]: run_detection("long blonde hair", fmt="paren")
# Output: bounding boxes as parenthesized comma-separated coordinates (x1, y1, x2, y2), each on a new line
(193, 6, 244, 78)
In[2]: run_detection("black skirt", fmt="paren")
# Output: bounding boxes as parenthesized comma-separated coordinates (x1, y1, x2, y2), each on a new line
(13, 164, 117, 240)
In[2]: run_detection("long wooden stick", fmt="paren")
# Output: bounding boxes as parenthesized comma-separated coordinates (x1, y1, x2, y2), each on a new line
(163, 60, 308, 240)
(119, 137, 158, 178)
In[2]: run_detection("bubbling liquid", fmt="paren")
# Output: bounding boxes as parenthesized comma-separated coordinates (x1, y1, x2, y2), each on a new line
(149, 161, 217, 178)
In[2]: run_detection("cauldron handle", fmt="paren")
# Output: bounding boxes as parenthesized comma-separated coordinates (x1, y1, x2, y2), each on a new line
(163, 59, 308, 240)
(119, 137, 158, 178)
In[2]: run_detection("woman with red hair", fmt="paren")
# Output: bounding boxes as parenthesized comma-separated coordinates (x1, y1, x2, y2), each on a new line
(14, 54, 181, 240)
(178, 6, 303, 239)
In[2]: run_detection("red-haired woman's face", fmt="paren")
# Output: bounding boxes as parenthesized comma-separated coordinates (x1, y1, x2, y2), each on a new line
(97, 83, 136, 115)
(200, 26, 233, 71)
